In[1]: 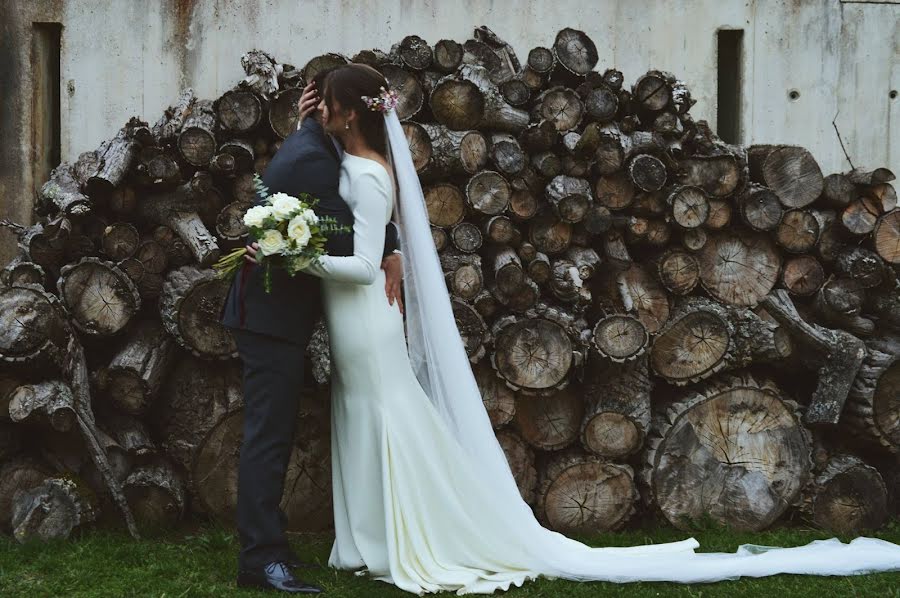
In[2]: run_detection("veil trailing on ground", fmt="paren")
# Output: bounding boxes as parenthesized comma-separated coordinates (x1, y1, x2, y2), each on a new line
(381, 110, 900, 583)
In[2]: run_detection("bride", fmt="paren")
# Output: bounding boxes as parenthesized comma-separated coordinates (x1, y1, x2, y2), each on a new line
(292, 63, 900, 595)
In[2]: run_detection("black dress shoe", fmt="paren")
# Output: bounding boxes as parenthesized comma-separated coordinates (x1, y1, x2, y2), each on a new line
(236, 561, 324, 594)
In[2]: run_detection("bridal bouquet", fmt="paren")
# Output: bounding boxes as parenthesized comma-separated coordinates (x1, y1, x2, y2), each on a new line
(213, 174, 349, 293)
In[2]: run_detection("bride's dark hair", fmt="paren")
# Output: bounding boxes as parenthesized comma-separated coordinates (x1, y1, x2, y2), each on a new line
(323, 64, 391, 158)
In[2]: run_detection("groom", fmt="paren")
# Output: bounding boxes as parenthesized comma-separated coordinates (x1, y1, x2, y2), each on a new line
(220, 68, 403, 594)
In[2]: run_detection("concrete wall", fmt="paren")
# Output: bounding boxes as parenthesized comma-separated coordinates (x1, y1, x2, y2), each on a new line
(1, 0, 898, 264)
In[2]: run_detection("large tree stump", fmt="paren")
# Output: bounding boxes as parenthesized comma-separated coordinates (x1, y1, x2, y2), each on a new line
(0, 457, 53, 531)
(800, 454, 889, 534)
(11, 478, 97, 542)
(650, 296, 787, 386)
(528, 210, 572, 256)
(424, 183, 467, 228)
(844, 333, 900, 454)
(160, 266, 237, 360)
(394, 123, 430, 176)
(748, 144, 824, 208)
(642, 373, 812, 531)
(580, 356, 651, 459)
(441, 251, 484, 302)
(0, 285, 69, 366)
(215, 88, 263, 135)
(536, 448, 636, 534)
(590, 313, 648, 363)
(552, 28, 598, 76)
(95, 321, 175, 415)
(57, 258, 141, 336)
(513, 386, 584, 451)
(678, 152, 743, 198)
(533, 87, 584, 133)
(738, 184, 784, 232)
(466, 170, 511, 215)
(433, 39, 463, 72)
(697, 229, 781, 307)
(178, 99, 218, 167)
(490, 304, 584, 395)
(421, 123, 489, 178)
(122, 461, 186, 529)
(429, 76, 485, 131)
(380, 64, 424, 121)
(546, 175, 591, 223)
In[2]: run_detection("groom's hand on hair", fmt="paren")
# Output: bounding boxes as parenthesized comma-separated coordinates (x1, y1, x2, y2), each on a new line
(296, 81, 319, 130)
(381, 254, 404, 314)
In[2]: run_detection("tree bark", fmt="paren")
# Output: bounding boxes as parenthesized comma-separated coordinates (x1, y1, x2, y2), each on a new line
(160, 266, 237, 360)
(642, 372, 811, 531)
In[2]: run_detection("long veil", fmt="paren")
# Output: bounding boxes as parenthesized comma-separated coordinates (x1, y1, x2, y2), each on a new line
(381, 110, 900, 582)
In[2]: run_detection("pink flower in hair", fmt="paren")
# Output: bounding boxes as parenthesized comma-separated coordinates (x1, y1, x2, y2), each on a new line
(361, 86, 400, 113)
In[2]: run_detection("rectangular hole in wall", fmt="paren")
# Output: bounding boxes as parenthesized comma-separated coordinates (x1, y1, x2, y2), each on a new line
(31, 22, 62, 200)
(717, 28, 743, 145)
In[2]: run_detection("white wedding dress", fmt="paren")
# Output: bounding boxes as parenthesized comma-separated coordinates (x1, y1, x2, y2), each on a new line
(300, 117, 900, 596)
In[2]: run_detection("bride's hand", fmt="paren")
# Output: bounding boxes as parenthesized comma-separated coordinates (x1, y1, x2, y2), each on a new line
(381, 254, 404, 314)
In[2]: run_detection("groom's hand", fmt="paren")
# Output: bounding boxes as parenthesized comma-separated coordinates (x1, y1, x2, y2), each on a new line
(381, 254, 404, 314)
(244, 242, 260, 265)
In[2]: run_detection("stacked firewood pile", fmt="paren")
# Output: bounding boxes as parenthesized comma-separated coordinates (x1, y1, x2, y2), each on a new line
(1, 26, 898, 543)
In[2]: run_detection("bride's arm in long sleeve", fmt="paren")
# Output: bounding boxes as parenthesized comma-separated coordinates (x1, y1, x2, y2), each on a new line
(301, 169, 389, 285)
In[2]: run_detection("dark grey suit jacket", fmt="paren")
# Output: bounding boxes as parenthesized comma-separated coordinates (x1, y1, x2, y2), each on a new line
(219, 118, 398, 344)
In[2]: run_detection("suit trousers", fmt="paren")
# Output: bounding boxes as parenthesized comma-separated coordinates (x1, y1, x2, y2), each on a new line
(231, 327, 313, 570)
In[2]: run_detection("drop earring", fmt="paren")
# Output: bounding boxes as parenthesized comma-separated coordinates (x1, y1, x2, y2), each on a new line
(344, 121, 350, 130)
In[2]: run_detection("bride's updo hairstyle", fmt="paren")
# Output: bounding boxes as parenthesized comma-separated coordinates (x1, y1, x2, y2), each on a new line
(323, 64, 391, 158)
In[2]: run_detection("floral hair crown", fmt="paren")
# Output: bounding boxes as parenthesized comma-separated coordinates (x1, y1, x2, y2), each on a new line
(361, 86, 400, 113)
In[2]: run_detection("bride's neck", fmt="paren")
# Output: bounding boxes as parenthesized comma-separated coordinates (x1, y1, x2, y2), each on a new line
(338, 132, 376, 158)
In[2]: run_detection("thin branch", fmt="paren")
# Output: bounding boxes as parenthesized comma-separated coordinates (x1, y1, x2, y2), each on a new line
(832, 110, 854, 170)
(0, 219, 27, 235)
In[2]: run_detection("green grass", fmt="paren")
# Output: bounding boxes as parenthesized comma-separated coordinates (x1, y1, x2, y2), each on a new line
(1, 520, 899, 597)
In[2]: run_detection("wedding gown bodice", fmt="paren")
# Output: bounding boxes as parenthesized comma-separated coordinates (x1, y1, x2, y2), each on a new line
(303, 152, 394, 285)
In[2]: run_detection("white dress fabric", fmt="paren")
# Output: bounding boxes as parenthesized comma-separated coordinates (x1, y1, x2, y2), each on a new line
(301, 151, 900, 596)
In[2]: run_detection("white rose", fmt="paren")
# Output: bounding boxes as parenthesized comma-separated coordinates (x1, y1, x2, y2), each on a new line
(269, 193, 301, 220)
(287, 215, 312, 248)
(257, 229, 287, 256)
(301, 209, 319, 226)
(243, 205, 273, 228)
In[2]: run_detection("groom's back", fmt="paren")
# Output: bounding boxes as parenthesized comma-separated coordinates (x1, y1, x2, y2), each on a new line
(257, 125, 341, 212)
(219, 120, 346, 346)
